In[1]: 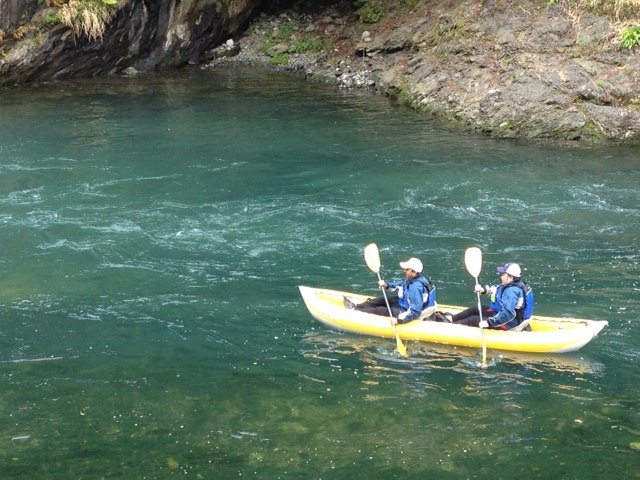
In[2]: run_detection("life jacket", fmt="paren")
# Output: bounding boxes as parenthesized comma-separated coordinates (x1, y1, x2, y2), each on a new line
(417, 275, 437, 308)
(517, 280, 534, 320)
(396, 274, 436, 309)
(488, 280, 534, 320)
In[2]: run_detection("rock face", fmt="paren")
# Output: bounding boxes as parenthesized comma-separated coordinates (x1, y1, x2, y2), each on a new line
(0, 0, 35, 31)
(0, 0, 260, 84)
(1, 0, 639, 144)
(212, 1, 639, 144)
(371, 2, 640, 143)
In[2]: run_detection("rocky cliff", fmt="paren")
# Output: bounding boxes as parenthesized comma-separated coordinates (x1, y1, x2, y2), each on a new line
(1, 0, 639, 144)
(349, 1, 640, 144)
(208, 1, 640, 144)
(0, 0, 260, 84)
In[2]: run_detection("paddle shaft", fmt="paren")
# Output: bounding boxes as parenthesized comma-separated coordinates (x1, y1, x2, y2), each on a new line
(364, 243, 407, 357)
(375, 272, 394, 317)
(474, 275, 487, 365)
(376, 271, 406, 350)
(464, 247, 487, 367)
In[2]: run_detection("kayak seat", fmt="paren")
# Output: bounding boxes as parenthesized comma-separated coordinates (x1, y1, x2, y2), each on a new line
(419, 304, 438, 320)
(511, 319, 531, 332)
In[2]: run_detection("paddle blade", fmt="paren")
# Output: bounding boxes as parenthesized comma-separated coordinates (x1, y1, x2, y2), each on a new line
(364, 243, 381, 274)
(464, 247, 483, 278)
(395, 332, 408, 357)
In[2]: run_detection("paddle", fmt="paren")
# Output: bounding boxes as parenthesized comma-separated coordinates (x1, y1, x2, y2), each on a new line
(364, 243, 408, 357)
(464, 247, 487, 367)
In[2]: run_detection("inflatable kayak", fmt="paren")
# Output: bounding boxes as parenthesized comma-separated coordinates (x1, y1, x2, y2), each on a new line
(298, 286, 608, 354)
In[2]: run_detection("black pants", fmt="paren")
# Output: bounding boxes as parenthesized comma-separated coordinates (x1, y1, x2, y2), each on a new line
(355, 295, 402, 318)
(452, 305, 494, 327)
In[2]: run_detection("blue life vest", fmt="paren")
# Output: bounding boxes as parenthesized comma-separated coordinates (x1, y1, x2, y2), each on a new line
(519, 281, 534, 320)
(488, 281, 534, 320)
(417, 275, 436, 308)
(393, 274, 436, 314)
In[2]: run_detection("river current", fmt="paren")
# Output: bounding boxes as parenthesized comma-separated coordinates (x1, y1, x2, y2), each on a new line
(0, 67, 638, 479)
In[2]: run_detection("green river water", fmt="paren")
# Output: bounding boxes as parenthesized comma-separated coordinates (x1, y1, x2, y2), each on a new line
(0, 67, 638, 479)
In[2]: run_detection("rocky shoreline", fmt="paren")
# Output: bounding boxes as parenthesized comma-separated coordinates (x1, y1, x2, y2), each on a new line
(204, 10, 377, 90)
(1, 0, 638, 145)
(205, 2, 640, 145)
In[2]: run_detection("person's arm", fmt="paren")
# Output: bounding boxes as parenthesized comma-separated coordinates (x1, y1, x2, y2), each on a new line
(487, 288, 518, 327)
(397, 283, 423, 323)
(385, 279, 402, 289)
(476, 284, 497, 296)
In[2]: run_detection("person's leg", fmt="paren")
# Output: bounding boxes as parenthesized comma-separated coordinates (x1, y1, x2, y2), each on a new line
(360, 305, 402, 317)
(356, 297, 402, 317)
(452, 305, 493, 326)
(453, 314, 481, 326)
(451, 305, 480, 322)
(451, 305, 492, 321)
(345, 295, 388, 309)
(355, 296, 397, 311)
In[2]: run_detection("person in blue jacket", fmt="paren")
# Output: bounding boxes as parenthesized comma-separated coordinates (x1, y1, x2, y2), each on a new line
(345, 257, 436, 325)
(450, 262, 533, 330)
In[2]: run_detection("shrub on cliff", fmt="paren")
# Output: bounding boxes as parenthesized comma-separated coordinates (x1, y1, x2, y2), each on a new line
(619, 24, 640, 47)
(58, 0, 122, 40)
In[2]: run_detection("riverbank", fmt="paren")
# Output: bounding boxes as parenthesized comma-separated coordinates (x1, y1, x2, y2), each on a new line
(205, 1, 640, 144)
(1, 0, 638, 144)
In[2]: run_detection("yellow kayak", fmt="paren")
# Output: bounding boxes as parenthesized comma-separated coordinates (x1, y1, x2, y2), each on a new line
(298, 286, 608, 354)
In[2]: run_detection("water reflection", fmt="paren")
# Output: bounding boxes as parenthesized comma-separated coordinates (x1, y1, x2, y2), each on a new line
(302, 331, 604, 377)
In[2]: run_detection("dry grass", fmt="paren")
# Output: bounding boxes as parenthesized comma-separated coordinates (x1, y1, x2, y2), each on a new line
(567, 0, 640, 20)
(58, 0, 123, 41)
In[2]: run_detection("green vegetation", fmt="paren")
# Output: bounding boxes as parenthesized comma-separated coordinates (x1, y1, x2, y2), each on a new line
(619, 24, 640, 47)
(396, 85, 413, 106)
(270, 53, 289, 64)
(42, 12, 63, 25)
(357, 3, 383, 23)
(259, 23, 323, 62)
(276, 21, 294, 40)
(355, 0, 424, 24)
(290, 34, 323, 53)
(259, 31, 274, 53)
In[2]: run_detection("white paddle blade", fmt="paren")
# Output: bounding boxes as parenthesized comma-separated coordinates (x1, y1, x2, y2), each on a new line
(464, 247, 483, 278)
(364, 243, 381, 273)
